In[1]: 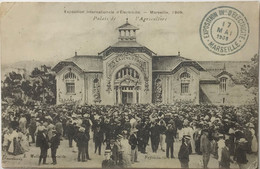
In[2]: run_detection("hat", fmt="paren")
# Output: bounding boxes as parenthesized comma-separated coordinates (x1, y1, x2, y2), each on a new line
(183, 135, 191, 140)
(79, 127, 85, 132)
(132, 128, 138, 133)
(104, 150, 111, 154)
(110, 139, 115, 143)
(218, 134, 224, 138)
(238, 138, 248, 143)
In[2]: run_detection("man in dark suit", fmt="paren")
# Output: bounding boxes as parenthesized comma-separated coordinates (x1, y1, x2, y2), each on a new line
(94, 126, 104, 155)
(103, 118, 112, 149)
(165, 124, 175, 158)
(28, 116, 37, 144)
(150, 121, 160, 153)
(129, 128, 139, 164)
(200, 129, 211, 169)
(178, 135, 191, 168)
(50, 130, 60, 165)
(219, 139, 233, 169)
(234, 138, 248, 169)
(82, 114, 92, 160)
(38, 127, 49, 165)
(110, 139, 119, 165)
(75, 127, 88, 162)
(67, 120, 75, 147)
(102, 150, 116, 168)
(143, 119, 151, 154)
(136, 119, 146, 153)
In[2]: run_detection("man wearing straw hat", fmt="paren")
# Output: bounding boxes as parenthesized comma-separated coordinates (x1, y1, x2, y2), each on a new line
(129, 128, 139, 164)
(165, 123, 175, 158)
(76, 127, 87, 162)
(102, 149, 115, 168)
(178, 135, 191, 168)
(219, 139, 234, 169)
(234, 138, 248, 169)
(38, 127, 49, 165)
(50, 130, 60, 165)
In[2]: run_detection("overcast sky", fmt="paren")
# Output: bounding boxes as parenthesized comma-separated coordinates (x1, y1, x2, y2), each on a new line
(1, 2, 259, 65)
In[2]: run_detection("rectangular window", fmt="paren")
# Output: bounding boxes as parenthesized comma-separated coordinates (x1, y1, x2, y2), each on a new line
(220, 78, 227, 93)
(181, 83, 189, 94)
(66, 83, 75, 94)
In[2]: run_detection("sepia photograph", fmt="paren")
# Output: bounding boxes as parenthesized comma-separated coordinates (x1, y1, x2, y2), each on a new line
(1, 2, 259, 168)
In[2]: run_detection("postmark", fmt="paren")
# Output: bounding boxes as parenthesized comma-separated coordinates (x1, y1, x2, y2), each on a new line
(200, 6, 249, 55)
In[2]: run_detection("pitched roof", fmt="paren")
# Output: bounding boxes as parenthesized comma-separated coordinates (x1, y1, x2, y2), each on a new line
(152, 56, 190, 71)
(52, 61, 83, 73)
(199, 71, 218, 82)
(117, 22, 139, 30)
(65, 55, 103, 72)
(198, 61, 250, 83)
(98, 45, 156, 57)
(152, 56, 217, 81)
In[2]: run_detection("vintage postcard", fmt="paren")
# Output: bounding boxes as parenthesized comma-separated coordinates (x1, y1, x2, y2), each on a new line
(1, 2, 259, 168)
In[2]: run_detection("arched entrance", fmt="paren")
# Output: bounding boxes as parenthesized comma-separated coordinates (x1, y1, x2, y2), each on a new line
(114, 67, 141, 104)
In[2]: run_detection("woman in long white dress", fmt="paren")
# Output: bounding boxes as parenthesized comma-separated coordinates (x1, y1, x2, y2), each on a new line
(3, 128, 11, 153)
(8, 128, 24, 155)
(117, 132, 131, 168)
(18, 130, 29, 152)
(249, 126, 258, 153)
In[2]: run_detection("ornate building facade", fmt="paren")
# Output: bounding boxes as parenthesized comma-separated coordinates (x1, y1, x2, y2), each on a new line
(53, 20, 255, 105)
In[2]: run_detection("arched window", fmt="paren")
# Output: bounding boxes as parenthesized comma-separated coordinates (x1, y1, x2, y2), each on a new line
(65, 72, 76, 79)
(219, 77, 227, 93)
(115, 67, 139, 80)
(180, 72, 190, 94)
(180, 72, 190, 79)
(64, 72, 76, 94)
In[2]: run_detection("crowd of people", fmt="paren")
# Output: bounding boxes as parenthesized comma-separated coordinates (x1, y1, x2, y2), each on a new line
(1, 103, 258, 168)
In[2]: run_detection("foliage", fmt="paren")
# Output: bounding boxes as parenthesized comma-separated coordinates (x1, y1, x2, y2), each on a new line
(30, 67, 56, 104)
(2, 71, 23, 99)
(2, 65, 56, 105)
(240, 54, 259, 89)
(238, 54, 259, 104)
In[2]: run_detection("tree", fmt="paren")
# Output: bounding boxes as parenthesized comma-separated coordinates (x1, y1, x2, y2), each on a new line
(2, 71, 24, 105)
(21, 80, 32, 96)
(2, 65, 56, 105)
(30, 66, 56, 104)
(2, 72, 23, 97)
(240, 54, 258, 88)
(239, 54, 259, 104)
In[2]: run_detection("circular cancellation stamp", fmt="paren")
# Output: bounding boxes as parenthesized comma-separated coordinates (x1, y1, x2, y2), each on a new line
(200, 6, 249, 55)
